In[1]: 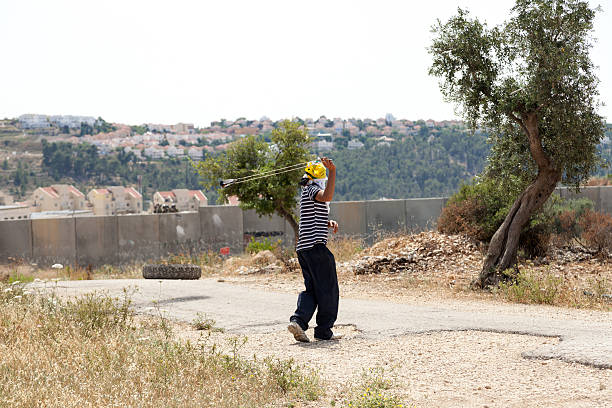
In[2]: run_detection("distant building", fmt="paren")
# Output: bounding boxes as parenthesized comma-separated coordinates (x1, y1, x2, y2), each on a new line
(30, 185, 86, 212)
(226, 195, 240, 206)
(348, 139, 364, 150)
(49, 115, 96, 128)
(315, 140, 334, 152)
(152, 189, 208, 212)
(166, 146, 185, 158)
(144, 146, 164, 159)
(87, 186, 142, 216)
(18, 114, 50, 129)
(0, 204, 31, 220)
(30, 210, 93, 219)
(172, 123, 195, 134)
(187, 147, 204, 160)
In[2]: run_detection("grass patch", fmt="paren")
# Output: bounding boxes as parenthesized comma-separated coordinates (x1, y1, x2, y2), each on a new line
(0, 282, 322, 407)
(342, 367, 406, 408)
(495, 267, 612, 309)
(191, 312, 224, 332)
(327, 236, 365, 263)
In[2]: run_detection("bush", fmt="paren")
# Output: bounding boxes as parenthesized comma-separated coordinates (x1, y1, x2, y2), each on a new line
(438, 176, 524, 242)
(497, 268, 563, 305)
(519, 222, 550, 259)
(246, 237, 278, 254)
(578, 209, 612, 255)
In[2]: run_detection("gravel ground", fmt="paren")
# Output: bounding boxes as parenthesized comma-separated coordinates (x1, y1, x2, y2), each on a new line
(177, 323, 611, 408)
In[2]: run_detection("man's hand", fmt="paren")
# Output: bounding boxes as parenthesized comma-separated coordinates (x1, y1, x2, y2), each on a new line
(320, 157, 336, 172)
(328, 220, 339, 234)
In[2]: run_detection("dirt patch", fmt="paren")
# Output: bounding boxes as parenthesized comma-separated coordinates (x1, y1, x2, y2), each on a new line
(173, 321, 612, 408)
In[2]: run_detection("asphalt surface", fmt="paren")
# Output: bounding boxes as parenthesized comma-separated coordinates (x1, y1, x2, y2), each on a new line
(33, 278, 612, 369)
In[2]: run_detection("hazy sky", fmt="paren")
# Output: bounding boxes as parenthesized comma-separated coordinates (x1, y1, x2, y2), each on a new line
(1, 0, 610, 126)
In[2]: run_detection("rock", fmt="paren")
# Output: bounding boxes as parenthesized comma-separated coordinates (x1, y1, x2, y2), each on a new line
(252, 250, 277, 266)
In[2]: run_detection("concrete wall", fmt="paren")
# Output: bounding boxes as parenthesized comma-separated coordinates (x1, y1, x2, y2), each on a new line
(32, 217, 76, 266)
(199, 206, 243, 255)
(76, 216, 118, 266)
(0, 186, 610, 267)
(117, 214, 160, 263)
(0, 219, 32, 260)
(159, 212, 202, 256)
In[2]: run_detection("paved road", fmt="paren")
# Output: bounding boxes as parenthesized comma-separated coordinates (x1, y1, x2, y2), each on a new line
(34, 278, 612, 369)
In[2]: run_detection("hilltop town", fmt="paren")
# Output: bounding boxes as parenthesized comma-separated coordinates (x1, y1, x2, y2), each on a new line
(0, 114, 610, 220)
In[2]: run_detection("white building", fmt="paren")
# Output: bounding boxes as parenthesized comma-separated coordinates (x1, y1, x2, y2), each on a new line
(187, 147, 204, 160)
(348, 139, 365, 150)
(18, 114, 50, 129)
(144, 147, 164, 159)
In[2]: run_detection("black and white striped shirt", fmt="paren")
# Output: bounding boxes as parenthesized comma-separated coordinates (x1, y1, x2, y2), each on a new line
(296, 183, 329, 252)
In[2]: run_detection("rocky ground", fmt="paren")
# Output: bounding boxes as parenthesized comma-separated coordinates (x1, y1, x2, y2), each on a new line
(221, 231, 611, 309)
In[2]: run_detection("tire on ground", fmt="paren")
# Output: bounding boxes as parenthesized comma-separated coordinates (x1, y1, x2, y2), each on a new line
(142, 264, 202, 280)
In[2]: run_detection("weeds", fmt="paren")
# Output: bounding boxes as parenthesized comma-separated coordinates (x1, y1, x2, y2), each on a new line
(495, 267, 611, 309)
(0, 283, 322, 407)
(343, 367, 406, 408)
(496, 268, 563, 305)
(246, 237, 279, 254)
(265, 357, 321, 400)
(327, 236, 364, 263)
(192, 312, 224, 332)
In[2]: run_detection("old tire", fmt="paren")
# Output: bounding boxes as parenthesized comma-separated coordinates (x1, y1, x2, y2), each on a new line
(142, 264, 201, 280)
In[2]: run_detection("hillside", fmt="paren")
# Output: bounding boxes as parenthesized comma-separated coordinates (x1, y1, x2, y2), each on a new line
(0, 118, 610, 206)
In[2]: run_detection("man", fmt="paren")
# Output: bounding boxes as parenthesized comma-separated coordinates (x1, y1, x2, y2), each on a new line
(288, 157, 340, 342)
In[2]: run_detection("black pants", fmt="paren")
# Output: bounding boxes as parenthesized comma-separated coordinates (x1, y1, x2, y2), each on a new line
(290, 243, 339, 340)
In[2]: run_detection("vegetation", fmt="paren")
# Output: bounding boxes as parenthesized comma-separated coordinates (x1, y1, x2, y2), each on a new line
(429, 0, 606, 287)
(196, 120, 313, 242)
(0, 283, 322, 407)
(332, 124, 489, 200)
(39, 139, 206, 208)
(246, 236, 278, 254)
(342, 367, 405, 408)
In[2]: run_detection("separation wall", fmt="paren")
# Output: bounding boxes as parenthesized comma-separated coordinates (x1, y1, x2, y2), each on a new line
(0, 186, 610, 266)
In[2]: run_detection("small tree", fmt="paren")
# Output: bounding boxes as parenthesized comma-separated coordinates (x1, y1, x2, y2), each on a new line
(196, 120, 313, 243)
(429, 0, 605, 288)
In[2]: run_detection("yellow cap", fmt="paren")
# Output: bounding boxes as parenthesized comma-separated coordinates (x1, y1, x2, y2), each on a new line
(304, 160, 326, 180)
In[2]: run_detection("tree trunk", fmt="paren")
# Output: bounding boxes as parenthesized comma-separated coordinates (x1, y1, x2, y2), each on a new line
(474, 167, 561, 288)
(474, 112, 561, 289)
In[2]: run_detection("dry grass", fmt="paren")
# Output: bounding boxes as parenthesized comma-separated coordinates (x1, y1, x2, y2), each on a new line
(327, 235, 365, 263)
(0, 283, 322, 408)
(494, 264, 612, 309)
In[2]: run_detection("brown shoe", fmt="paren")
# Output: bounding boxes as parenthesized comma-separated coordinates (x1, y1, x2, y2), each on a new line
(288, 322, 310, 343)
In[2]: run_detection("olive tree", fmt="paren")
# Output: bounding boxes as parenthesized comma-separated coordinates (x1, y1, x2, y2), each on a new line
(429, 0, 605, 288)
(196, 120, 313, 243)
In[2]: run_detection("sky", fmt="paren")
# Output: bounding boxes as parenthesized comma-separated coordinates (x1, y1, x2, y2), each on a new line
(1, 0, 611, 127)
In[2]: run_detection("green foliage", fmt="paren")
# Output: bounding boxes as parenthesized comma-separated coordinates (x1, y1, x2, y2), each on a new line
(497, 268, 563, 305)
(332, 125, 489, 200)
(196, 120, 312, 235)
(439, 176, 525, 241)
(429, 0, 605, 189)
(40, 139, 209, 208)
(246, 237, 278, 254)
(264, 358, 321, 400)
(130, 124, 148, 135)
(191, 313, 223, 332)
(343, 367, 404, 408)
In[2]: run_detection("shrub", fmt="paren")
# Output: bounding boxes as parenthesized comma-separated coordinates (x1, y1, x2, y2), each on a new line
(496, 268, 563, 305)
(246, 237, 278, 254)
(578, 209, 612, 255)
(519, 222, 551, 259)
(438, 176, 525, 242)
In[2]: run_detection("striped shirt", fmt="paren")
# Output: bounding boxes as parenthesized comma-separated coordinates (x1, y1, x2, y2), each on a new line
(296, 183, 329, 252)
